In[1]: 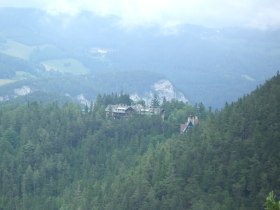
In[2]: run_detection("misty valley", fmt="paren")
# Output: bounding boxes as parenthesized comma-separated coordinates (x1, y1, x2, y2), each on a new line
(1, 8, 280, 107)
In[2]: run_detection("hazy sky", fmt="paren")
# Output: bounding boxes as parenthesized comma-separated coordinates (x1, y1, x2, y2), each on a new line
(1, 0, 280, 29)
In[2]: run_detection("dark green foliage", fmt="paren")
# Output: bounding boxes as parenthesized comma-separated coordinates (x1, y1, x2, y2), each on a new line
(0, 99, 168, 209)
(0, 74, 279, 209)
(95, 92, 132, 107)
(151, 93, 160, 107)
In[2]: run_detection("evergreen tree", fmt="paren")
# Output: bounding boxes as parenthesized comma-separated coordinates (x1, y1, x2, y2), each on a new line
(151, 93, 160, 107)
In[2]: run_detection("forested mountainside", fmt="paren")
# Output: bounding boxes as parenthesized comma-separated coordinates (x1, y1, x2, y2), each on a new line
(0, 74, 279, 210)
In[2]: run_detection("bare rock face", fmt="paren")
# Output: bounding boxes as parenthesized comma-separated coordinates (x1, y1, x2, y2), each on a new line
(77, 94, 90, 106)
(130, 79, 188, 105)
(153, 80, 188, 103)
(14, 86, 32, 96)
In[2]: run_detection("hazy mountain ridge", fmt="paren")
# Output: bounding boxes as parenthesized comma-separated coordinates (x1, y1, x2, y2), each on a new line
(0, 70, 187, 105)
(0, 7, 279, 107)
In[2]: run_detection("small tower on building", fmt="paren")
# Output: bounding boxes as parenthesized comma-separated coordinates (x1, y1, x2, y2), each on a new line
(180, 115, 199, 134)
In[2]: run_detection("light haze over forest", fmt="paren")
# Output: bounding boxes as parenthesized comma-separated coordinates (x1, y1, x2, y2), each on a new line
(0, 1, 279, 107)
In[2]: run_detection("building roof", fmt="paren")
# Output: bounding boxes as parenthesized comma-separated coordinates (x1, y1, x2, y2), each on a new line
(180, 116, 199, 134)
(106, 104, 164, 116)
(105, 104, 135, 114)
(180, 123, 188, 134)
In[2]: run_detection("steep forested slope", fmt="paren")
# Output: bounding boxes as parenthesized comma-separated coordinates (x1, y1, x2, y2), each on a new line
(0, 74, 279, 210)
(91, 74, 280, 210)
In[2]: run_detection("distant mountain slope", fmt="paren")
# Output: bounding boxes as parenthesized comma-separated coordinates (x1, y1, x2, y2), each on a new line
(0, 53, 36, 78)
(0, 71, 188, 104)
(0, 7, 280, 107)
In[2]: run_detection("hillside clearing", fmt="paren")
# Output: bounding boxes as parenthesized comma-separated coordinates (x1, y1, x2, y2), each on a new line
(41, 58, 89, 75)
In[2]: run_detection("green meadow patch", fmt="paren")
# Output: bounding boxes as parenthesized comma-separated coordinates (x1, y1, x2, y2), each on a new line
(0, 40, 35, 60)
(41, 58, 89, 75)
(0, 79, 16, 86)
(0, 71, 34, 87)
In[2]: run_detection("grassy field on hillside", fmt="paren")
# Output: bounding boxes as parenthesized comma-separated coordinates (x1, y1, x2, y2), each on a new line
(0, 40, 34, 60)
(41, 58, 89, 75)
(0, 71, 34, 87)
(0, 79, 15, 86)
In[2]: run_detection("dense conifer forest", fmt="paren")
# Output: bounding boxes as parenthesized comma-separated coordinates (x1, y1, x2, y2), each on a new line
(0, 74, 279, 210)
